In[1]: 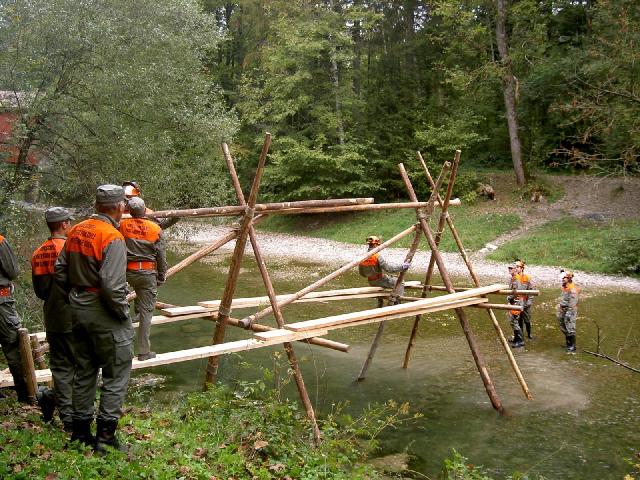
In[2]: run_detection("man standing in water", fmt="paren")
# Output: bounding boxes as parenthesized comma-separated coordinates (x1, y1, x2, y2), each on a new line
(55, 185, 133, 452)
(507, 264, 524, 348)
(557, 271, 579, 353)
(358, 235, 409, 304)
(514, 260, 535, 340)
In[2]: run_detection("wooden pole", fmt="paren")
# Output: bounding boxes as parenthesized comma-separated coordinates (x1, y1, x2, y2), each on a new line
(413, 152, 532, 400)
(239, 223, 419, 328)
(148, 198, 374, 218)
(18, 328, 37, 404)
(222, 142, 321, 442)
(403, 151, 460, 369)
(357, 160, 451, 381)
(265, 199, 461, 215)
(398, 163, 505, 414)
(204, 133, 272, 386)
(425, 286, 539, 296)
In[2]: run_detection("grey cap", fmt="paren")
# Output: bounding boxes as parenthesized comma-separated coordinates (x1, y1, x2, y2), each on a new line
(127, 196, 146, 217)
(96, 184, 125, 204)
(44, 207, 72, 223)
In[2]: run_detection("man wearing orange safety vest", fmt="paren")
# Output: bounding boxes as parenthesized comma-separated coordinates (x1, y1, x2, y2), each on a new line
(506, 263, 525, 348)
(55, 185, 133, 452)
(122, 180, 180, 230)
(31, 207, 75, 430)
(0, 232, 29, 402)
(557, 270, 579, 353)
(358, 236, 409, 302)
(514, 259, 535, 340)
(120, 196, 167, 361)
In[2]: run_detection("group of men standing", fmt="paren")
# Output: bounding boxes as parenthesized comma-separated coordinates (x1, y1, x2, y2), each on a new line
(357, 235, 580, 354)
(507, 260, 580, 353)
(0, 183, 168, 453)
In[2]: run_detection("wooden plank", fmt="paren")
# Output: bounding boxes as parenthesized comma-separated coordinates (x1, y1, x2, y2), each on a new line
(0, 327, 330, 387)
(161, 306, 211, 317)
(255, 298, 487, 341)
(197, 283, 421, 309)
(426, 285, 540, 296)
(285, 284, 506, 332)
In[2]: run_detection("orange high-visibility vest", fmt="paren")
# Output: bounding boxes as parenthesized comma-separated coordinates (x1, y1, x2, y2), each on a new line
(31, 238, 66, 276)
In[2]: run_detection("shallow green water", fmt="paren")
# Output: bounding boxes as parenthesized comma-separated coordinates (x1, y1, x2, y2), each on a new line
(134, 252, 639, 479)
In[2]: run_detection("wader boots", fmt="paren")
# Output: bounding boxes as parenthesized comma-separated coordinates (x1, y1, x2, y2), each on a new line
(566, 335, 576, 353)
(95, 419, 128, 454)
(70, 419, 95, 448)
(510, 331, 525, 348)
(37, 387, 56, 423)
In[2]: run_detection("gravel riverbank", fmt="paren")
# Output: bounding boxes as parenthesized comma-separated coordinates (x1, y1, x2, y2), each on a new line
(169, 223, 640, 293)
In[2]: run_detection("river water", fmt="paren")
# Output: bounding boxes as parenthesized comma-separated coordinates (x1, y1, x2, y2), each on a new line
(136, 253, 639, 479)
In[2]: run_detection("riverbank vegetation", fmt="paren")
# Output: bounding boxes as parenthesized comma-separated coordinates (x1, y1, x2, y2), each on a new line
(0, 383, 393, 479)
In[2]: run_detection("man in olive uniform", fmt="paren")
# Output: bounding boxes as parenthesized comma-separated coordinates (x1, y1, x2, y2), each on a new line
(55, 185, 133, 452)
(31, 207, 75, 430)
(0, 232, 29, 402)
(507, 263, 525, 348)
(358, 235, 409, 304)
(514, 260, 535, 339)
(120, 197, 167, 361)
(557, 271, 579, 353)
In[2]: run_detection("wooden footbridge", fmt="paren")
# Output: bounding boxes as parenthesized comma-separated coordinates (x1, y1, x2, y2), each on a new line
(1, 133, 539, 442)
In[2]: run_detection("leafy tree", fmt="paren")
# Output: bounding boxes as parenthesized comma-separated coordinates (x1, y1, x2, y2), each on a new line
(0, 0, 237, 208)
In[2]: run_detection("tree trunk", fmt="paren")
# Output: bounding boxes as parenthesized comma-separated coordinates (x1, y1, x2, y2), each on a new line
(328, 0, 345, 145)
(495, 0, 525, 186)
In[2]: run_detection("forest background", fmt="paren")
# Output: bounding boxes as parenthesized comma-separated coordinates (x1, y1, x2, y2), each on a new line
(1, 0, 638, 210)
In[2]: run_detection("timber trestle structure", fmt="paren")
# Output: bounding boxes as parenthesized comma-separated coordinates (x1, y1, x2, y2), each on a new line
(1, 133, 538, 441)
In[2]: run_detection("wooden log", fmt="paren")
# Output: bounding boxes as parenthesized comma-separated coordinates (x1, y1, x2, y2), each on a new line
(18, 328, 38, 404)
(267, 199, 461, 215)
(148, 198, 374, 218)
(198, 283, 421, 309)
(222, 142, 321, 442)
(426, 285, 539, 296)
(205, 133, 272, 386)
(358, 160, 451, 381)
(415, 152, 532, 400)
(257, 297, 488, 340)
(239, 223, 419, 328)
(398, 162, 505, 414)
(398, 297, 524, 311)
(285, 285, 505, 332)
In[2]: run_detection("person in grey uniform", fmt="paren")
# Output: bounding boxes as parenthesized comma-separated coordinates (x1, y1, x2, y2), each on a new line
(31, 207, 75, 430)
(557, 271, 579, 353)
(55, 185, 133, 452)
(507, 263, 525, 348)
(119, 197, 167, 361)
(358, 235, 409, 304)
(0, 232, 29, 402)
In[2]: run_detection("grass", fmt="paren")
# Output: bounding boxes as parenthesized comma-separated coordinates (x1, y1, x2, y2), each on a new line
(0, 381, 397, 479)
(488, 218, 640, 275)
(259, 204, 521, 252)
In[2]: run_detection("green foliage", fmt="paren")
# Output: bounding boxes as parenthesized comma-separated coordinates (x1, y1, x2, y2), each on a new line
(0, 378, 426, 479)
(260, 138, 383, 201)
(0, 0, 237, 208)
(489, 218, 640, 276)
(443, 450, 494, 480)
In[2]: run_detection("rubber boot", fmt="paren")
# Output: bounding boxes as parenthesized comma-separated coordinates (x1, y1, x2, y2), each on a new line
(8, 364, 30, 403)
(526, 323, 533, 340)
(95, 419, 128, 454)
(70, 419, 95, 448)
(36, 387, 56, 423)
(510, 331, 525, 348)
(566, 335, 576, 353)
